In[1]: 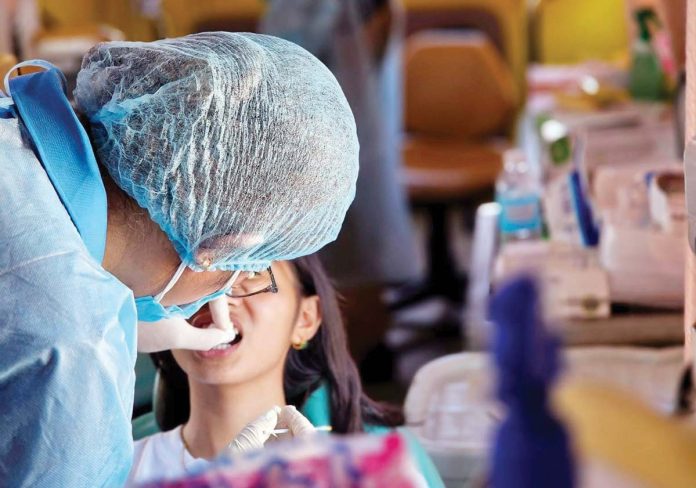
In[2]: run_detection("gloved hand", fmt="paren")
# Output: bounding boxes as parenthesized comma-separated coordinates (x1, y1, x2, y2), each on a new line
(137, 296, 236, 352)
(226, 406, 281, 455)
(225, 406, 317, 456)
(276, 405, 316, 439)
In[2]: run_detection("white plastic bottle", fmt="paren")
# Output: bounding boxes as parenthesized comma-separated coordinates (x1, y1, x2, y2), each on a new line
(496, 149, 543, 241)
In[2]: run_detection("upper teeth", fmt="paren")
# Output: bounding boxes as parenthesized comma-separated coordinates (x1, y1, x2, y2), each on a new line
(231, 326, 240, 339)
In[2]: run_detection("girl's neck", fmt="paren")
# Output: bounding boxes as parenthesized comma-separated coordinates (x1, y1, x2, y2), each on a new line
(182, 371, 286, 460)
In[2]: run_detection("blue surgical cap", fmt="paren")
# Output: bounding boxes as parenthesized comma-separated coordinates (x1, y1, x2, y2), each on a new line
(74, 32, 359, 271)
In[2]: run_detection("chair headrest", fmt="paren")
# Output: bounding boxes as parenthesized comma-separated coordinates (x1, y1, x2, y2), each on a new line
(405, 30, 518, 138)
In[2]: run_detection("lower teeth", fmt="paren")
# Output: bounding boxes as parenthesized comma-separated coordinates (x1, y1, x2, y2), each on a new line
(209, 328, 242, 351)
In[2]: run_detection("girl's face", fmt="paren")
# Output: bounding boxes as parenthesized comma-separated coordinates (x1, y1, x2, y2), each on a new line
(172, 261, 321, 386)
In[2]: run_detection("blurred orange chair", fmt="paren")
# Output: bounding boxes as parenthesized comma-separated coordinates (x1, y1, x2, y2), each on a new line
(401, 30, 518, 300)
(4, 0, 125, 77)
(160, 0, 266, 37)
(31, 24, 124, 76)
(38, 0, 155, 41)
(402, 0, 527, 104)
(0, 53, 17, 80)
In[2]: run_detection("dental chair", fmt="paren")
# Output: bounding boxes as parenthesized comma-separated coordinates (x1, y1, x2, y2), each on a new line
(402, 0, 527, 97)
(133, 354, 158, 419)
(398, 30, 518, 306)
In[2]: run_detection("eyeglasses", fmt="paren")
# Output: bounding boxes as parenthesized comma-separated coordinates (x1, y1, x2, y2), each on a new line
(225, 267, 278, 298)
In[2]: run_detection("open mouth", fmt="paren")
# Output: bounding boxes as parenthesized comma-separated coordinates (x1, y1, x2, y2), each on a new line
(190, 310, 243, 354)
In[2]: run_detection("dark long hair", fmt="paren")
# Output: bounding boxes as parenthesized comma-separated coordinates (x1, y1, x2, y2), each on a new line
(151, 254, 403, 433)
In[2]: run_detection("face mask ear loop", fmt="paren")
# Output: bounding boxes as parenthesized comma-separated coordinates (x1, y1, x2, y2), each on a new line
(3, 60, 67, 97)
(223, 270, 242, 291)
(154, 262, 188, 303)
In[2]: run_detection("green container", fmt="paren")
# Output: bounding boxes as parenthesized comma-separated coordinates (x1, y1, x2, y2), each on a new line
(629, 8, 666, 101)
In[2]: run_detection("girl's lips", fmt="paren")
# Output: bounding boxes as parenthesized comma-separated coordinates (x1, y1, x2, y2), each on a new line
(195, 339, 241, 359)
(190, 308, 244, 359)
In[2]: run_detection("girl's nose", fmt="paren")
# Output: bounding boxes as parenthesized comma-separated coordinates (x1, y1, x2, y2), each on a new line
(225, 294, 245, 308)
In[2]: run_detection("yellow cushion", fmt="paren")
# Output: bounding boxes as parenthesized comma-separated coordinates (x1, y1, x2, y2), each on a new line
(555, 380, 696, 487)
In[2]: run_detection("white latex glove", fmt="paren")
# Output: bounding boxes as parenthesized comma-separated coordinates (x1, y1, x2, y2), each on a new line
(137, 297, 236, 352)
(207, 296, 234, 331)
(137, 317, 236, 352)
(224, 406, 317, 456)
(225, 406, 282, 455)
(276, 405, 316, 439)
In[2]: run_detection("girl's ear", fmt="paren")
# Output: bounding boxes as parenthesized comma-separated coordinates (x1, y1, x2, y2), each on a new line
(291, 295, 322, 345)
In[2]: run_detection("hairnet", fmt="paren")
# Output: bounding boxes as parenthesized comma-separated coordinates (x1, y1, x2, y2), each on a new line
(74, 32, 359, 271)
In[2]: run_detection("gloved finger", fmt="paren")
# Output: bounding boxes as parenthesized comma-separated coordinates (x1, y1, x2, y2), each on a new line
(277, 405, 316, 438)
(137, 318, 236, 352)
(174, 319, 237, 351)
(137, 319, 181, 353)
(208, 296, 233, 332)
(226, 406, 281, 455)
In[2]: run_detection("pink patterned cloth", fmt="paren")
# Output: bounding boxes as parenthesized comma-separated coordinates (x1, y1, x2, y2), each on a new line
(143, 432, 425, 488)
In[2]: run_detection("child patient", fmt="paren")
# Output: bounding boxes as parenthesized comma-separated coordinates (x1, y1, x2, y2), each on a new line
(128, 255, 443, 486)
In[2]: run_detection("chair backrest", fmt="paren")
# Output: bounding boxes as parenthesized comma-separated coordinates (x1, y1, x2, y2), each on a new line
(533, 0, 630, 64)
(133, 353, 158, 417)
(402, 0, 527, 99)
(160, 0, 266, 37)
(404, 30, 518, 139)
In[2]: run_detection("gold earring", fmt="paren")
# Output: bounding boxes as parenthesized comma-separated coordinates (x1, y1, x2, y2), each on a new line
(292, 340, 308, 351)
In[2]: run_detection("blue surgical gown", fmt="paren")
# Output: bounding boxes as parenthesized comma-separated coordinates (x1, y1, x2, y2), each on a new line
(0, 97, 137, 486)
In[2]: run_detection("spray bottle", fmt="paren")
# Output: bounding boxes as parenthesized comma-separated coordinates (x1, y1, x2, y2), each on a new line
(629, 8, 666, 101)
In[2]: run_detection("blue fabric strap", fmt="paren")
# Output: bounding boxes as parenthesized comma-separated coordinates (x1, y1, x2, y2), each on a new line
(9, 67, 107, 262)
